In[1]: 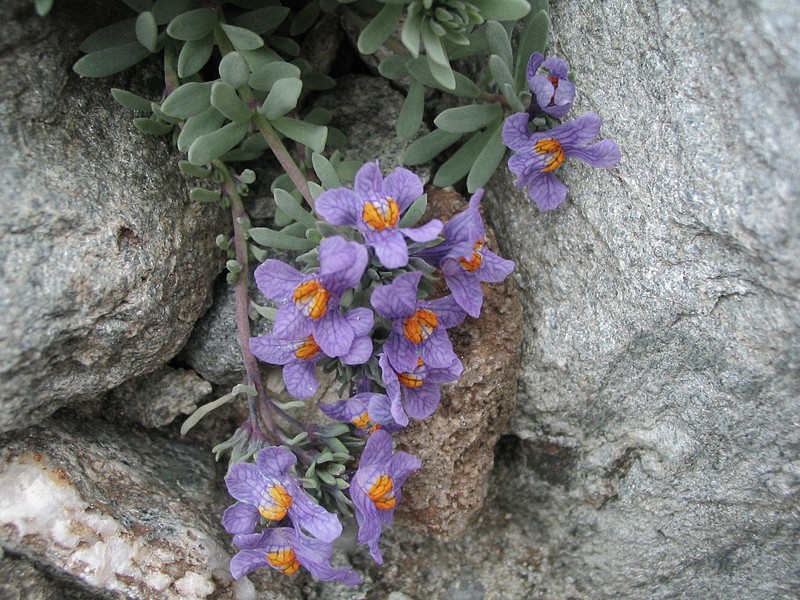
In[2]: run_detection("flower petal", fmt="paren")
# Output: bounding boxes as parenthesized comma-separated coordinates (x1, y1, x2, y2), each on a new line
(383, 166, 424, 211)
(502, 112, 534, 153)
(225, 462, 266, 505)
(344, 306, 375, 336)
(542, 57, 569, 79)
(319, 236, 368, 293)
(554, 112, 602, 147)
(354, 161, 383, 200)
(250, 335, 295, 366)
(525, 52, 544, 83)
(399, 218, 443, 243)
(272, 304, 310, 340)
(313, 308, 354, 357)
(567, 139, 621, 168)
(421, 328, 457, 369)
(316, 187, 361, 226)
(371, 272, 420, 319)
(526, 172, 568, 211)
(477, 250, 515, 283)
(442, 260, 483, 318)
(230, 549, 268, 579)
(386, 333, 420, 373)
(283, 359, 319, 399)
(426, 295, 467, 329)
(222, 502, 261, 535)
(254, 259, 303, 301)
(340, 334, 373, 365)
(369, 229, 409, 269)
(255, 445, 296, 477)
(287, 482, 343, 542)
(388, 451, 422, 488)
(402, 384, 441, 420)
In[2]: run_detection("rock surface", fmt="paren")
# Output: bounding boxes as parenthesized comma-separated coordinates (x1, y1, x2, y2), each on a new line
(482, 1, 800, 597)
(0, 0, 226, 432)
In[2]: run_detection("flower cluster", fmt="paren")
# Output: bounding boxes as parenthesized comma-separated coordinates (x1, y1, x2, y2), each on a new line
(503, 52, 621, 211)
(223, 161, 515, 585)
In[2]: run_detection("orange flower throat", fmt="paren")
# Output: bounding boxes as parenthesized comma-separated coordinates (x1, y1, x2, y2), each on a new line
(534, 138, 565, 172)
(362, 198, 400, 231)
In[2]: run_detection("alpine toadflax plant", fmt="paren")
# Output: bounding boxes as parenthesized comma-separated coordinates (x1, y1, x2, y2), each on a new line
(526, 52, 575, 120)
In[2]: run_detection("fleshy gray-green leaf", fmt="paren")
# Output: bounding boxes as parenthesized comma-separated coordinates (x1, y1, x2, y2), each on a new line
(211, 82, 252, 122)
(166, 8, 218, 41)
(311, 153, 341, 190)
(249, 61, 302, 91)
(433, 127, 493, 186)
(401, 129, 461, 165)
(188, 121, 250, 165)
(178, 160, 212, 178)
(274, 188, 317, 229)
(178, 106, 226, 152)
(218, 52, 251, 88)
(291, 1, 321, 36)
(152, 0, 195, 25)
(358, 3, 403, 54)
(260, 77, 302, 120)
(406, 58, 480, 98)
(271, 117, 327, 153)
(133, 117, 174, 136)
(231, 6, 291, 34)
(160, 82, 212, 119)
(514, 9, 550, 89)
(378, 55, 411, 80)
(35, 0, 54, 16)
(434, 103, 503, 133)
(466, 120, 505, 192)
(249, 227, 316, 251)
(178, 34, 214, 78)
(489, 54, 514, 93)
(135, 11, 159, 52)
(470, 0, 530, 21)
(401, 9, 423, 57)
(79, 19, 137, 53)
(396, 81, 424, 141)
(74, 42, 151, 78)
(398, 194, 428, 228)
(485, 20, 512, 69)
(190, 187, 221, 203)
(111, 88, 153, 112)
(220, 23, 265, 51)
(268, 35, 301, 57)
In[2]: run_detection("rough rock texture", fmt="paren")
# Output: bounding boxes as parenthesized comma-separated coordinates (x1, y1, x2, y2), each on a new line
(0, 415, 302, 600)
(0, 0, 226, 432)
(481, 1, 800, 597)
(104, 366, 212, 429)
(396, 188, 523, 539)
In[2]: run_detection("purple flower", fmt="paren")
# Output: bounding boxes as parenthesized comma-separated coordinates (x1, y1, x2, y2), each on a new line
(350, 429, 421, 564)
(379, 352, 462, 427)
(230, 527, 360, 585)
(223, 446, 342, 542)
(254, 236, 367, 357)
(315, 161, 443, 269)
(416, 189, 515, 318)
(320, 392, 402, 434)
(503, 111, 621, 211)
(370, 271, 466, 372)
(526, 52, 575, 120)
(250, 308, 373, 400)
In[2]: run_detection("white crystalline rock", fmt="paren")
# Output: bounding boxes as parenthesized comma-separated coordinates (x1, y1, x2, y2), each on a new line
(0, 454, 241, 600)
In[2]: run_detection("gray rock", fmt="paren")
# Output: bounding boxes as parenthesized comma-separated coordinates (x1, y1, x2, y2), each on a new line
(104, 366, 212, 429)
(0, 415, 302, 600)
(0, 1, 226, 432)
(481, 1, 800, 597)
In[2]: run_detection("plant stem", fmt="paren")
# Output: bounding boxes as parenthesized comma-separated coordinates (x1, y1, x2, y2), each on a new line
(213, 159, 278, 441)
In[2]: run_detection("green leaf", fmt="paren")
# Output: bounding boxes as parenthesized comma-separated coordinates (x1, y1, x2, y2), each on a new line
(274, 188, 317, 229)
(79, 19, 137, 53)
(152, 0, 196, 25)
(485, 20, 512, 70)
(239, 46, 283, 71)
(231, 6, 291, 34)
(135, 11, 159, 52)
(218, 52, 251, 88)
(220, 23, 264, 51)
(166, 8, 218, 41)
(433, 127, 493, 186)
(514, 10, 549, 89)
(502, 82, 526, 113)
(267, 35, 301, 57)
(489, 54, 514, 92)
(133, 117, 173, 136)
(401, 9, 423, 57)
(422, 19, 448, 66)
(308, 181, 325, 201)
(160, 82, 212, 118)
(291, 1, 321, 36)
(304, 108, 332, 126)
(301, 73, 335, 92)
(398, 194, 428, 228)
(357, 3, 403, 54)
(178, 160, 212, 178)
(35, 0, 54, 16)
(180, 392, 236, 436)
(177, 33, 214, 78)
(249, 227, 316, 250)
(401, 129, 461, 165)
(190, 187, 221, 203)
(150, 102, 180, 124)
(311, 153, 341, 190)
(434, 103, 503, 133)
(466, 120, 505, 192)
(378, 55, 411, 80)
(396, 81, 424, 141)
(177, 106, 225, 152)
(122, 0, 154, 12)
(188, 121, 250, 165)
(111, 88, 153, 112)
(260, 77, 302, 120)
(211, 82, 252, 122)
(73, 42, 151, 78)
(406, 58, 480, 98)
(271, 117, 327, 153)
(470, 0, 530, 21)
(249, 61, 302, 91)
(426, 54, 456, 91)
